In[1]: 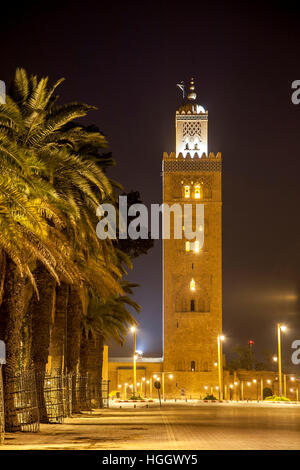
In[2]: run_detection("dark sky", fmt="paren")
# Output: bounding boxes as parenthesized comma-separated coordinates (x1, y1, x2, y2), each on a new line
(1, 0, 300, 368)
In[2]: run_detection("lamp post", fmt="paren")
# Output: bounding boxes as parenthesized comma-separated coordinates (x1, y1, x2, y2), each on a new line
(283, 374, 287, 397)
(131, 326, 137, 395)
(277, 324, 286, 396)
(217, 335, 224, 400)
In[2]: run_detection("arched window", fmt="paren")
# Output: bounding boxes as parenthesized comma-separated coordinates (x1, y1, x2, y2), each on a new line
(185, 241, 190, 252)
(184, 185, 190, 198)
(194, 240, 200, 253)
(194, 184, 201, 199)
(191, 361, 195, 372)
(190, 299, 195, 311)
(190, 278, 196, 291)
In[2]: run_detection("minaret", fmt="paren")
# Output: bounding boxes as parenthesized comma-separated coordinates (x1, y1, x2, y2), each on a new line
(175, 78, 208, 157)
(162, 78, 222, 397)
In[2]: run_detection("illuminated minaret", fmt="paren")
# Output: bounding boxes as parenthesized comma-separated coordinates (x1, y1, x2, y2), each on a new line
(162, 78, 222, 396)
(175, 78, 208, 157)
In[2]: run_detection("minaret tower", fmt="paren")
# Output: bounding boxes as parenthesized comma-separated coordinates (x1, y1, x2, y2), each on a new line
(162, 78, 222, 396)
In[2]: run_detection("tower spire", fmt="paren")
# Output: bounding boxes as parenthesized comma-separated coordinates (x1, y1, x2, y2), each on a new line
(187, 77, 197, 101)
(176, 81, 185, 99)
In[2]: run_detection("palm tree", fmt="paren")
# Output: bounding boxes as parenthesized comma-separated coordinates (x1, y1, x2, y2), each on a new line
(0, 68, 116, 424)
(0, 131, 68, 428)
(80, 280, 140, 407)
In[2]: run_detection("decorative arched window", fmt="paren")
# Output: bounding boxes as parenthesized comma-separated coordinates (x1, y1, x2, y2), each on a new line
(190, 278, 196, 291)
(184, 185, 190, 198)
(185, 241, 190, 252)
(190, 299, 195, 311)
(194, 240, 200, 253)
(191, 361, 196, 372)
(194, 184, 201, 199)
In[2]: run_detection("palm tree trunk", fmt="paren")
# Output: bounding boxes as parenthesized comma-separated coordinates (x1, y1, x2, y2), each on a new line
(79, 328, 88, 409)
(0, 255, 26, 431)
(66, 286, 82, 413)
(50, 283, 69, 374)
(86, 331, 104, 408)
(30, 261, 56, 423)
(0, 250, 6, 307)
(97, 334, 104, 408)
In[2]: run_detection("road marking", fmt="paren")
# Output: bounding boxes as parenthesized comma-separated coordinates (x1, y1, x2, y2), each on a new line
(160, 411, 177, 448)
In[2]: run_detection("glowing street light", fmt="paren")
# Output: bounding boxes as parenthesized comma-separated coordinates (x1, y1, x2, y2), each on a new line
(277, 323, 287, 396)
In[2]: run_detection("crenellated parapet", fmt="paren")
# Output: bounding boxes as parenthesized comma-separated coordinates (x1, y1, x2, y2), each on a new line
(163, 151, 222, 160)
(162, 151, 222, 173)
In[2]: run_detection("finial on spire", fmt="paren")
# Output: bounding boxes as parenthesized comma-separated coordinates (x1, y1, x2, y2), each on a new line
(176, 81, 185, 99)
(187, 77, 197, 101)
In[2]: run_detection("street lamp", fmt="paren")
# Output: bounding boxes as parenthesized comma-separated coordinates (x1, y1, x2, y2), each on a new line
(277, 324, 287, 396)
(131, 326, 137, 395)
(217, 335, 225, 400)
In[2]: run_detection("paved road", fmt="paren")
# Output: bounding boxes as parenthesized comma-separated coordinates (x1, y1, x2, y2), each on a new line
(1, 403, 300, 450)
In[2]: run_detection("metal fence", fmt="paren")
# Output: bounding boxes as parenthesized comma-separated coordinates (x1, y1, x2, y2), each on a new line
(96, 379, 110, 408)
(43, 372, 66, 423)
(63, 373, 72, 417)
(88, 378, 110, 409)
(4, 369, 39, 433)
(74, 375, 110, 411)
(0, 369, 109, 435)
(0, 366, 4, 444)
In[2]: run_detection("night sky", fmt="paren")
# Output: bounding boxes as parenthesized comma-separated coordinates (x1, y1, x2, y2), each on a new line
(1, 0, 300, 368)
